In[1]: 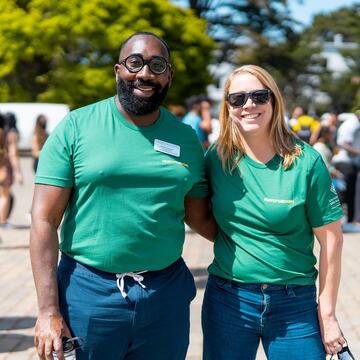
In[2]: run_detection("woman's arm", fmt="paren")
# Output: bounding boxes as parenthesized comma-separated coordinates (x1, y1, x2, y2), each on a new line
(7, 131, 23, 183)
(313, 219, 346, 355)
(32, 134, 41, 159)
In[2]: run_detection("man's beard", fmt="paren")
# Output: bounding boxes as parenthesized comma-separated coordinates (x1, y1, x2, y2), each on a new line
(116, 76, 169, 116)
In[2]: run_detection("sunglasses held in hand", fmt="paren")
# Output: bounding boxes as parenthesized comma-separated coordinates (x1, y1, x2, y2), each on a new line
(330, 343, 356, 360)
(227, 89, 272, 108)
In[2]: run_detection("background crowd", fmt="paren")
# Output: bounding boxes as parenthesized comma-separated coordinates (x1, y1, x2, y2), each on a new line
(0, 112, 48, 228)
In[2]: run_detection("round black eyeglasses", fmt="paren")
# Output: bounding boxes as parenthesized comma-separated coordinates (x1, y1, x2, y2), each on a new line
(119, 54, 171, 75)
(227, 89, 272, 108)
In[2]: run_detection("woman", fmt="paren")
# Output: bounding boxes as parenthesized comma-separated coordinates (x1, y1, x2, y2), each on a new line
(202, 65, 345, 359)
(32, 114, 48, 172)
(0, 112, 23, 226)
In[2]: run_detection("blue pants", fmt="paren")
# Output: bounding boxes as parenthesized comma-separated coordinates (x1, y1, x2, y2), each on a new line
(57, 255, 196, 360)
(202, 275, 326, 360)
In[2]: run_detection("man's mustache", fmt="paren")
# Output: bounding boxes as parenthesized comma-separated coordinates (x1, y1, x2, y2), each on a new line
(130, 80, 162, 92)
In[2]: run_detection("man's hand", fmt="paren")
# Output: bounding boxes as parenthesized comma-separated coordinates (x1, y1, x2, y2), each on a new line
(35, 313, 72, 360)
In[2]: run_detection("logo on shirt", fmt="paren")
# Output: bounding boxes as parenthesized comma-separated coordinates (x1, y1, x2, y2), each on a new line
(264, 197, 295, 205)
(161, 159, 189, 167)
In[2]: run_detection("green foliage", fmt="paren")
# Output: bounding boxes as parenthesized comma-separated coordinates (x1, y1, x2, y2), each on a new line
(302, 4, 360, 112)
(183, 0, 297, 64)
(0, 0, 214, 108)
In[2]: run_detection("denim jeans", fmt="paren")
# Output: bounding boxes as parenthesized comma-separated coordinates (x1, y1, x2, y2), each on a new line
(202, 275, 326, 360)
(57, 254, 196, 360)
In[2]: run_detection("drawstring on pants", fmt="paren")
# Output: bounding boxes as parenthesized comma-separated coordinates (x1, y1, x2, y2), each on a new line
(116, 271, 147, 298)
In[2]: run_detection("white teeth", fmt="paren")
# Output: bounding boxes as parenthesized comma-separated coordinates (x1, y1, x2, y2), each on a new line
(137, 85, 153, 91)
(242, 113, 260, 120)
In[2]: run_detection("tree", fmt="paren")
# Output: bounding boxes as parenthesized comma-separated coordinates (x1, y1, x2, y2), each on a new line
(230, 3, 360, 114)
(304, 4, 360, 112)
(0, 0, 214, 109)
(179, 0, 297, 62)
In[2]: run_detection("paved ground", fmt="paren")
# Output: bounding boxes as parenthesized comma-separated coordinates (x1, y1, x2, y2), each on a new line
(0, 157, 359, 359)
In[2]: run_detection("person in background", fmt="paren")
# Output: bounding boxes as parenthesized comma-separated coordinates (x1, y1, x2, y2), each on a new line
(352, 108, 360, 224)
(289, 106, 321, 145)
(0, 112, 23, 227)
(203, 64, 345, 359)
(4, 112, 23, 184)
(182, 95, 212, 149)
(313, 126, 345, 194)
(321, 112, 339, 150)
(32, 114, 48, 173)
(332, 112, 360, 226)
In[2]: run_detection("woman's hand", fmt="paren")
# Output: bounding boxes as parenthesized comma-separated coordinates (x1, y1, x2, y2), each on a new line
(318, 312, 346, 355)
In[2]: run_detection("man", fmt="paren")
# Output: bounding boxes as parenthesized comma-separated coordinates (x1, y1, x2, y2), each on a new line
(182, 95, 212, 149)
(332, 111, 360, 227)
(30, 32, 216, 360)
(289, 106, 320, 144)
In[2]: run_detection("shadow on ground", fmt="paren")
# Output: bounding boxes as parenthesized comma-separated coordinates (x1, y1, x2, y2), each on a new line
(0, 333, 34, 353)
(190, 267, 209, 289)
(0, 317, 36, 331)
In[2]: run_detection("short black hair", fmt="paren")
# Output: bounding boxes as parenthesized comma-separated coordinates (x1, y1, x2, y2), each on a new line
(119, 32, 171, 60)
(185, 95, 203, 111)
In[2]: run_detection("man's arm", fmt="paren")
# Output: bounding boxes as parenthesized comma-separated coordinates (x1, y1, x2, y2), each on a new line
(340, 143, 360, 157)
(184, 197, 218, 241)
(30, 184, 72, 360)
(314, 220, 346, 355)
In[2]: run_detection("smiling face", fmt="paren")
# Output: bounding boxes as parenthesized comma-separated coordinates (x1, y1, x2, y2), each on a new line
(114, 35, 172, 116)
(227, 72, 273, 139)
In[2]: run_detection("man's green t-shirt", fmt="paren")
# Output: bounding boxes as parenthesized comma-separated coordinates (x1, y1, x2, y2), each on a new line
(35, 97, 208, 273)
(205, 142, 343, 285)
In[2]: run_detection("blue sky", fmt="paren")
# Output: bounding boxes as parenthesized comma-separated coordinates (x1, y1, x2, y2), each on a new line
(173, 0, 358, 27)
(289, 0, 359, 26)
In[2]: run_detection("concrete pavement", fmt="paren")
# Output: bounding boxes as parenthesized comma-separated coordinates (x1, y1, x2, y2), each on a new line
(0, 157, 359, 359)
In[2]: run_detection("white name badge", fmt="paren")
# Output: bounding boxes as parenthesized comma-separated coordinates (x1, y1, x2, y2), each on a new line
(154, 139, 180, 157)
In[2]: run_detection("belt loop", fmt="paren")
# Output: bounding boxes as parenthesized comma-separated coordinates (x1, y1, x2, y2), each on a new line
(286, 285, 296, 298)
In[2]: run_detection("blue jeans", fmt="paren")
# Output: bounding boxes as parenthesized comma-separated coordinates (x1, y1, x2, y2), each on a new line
(202, 275, 326, 360)
(57, 254, 196, 360)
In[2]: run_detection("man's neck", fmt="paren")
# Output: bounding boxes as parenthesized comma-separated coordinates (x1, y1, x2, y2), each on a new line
(115, 96, 160, 127)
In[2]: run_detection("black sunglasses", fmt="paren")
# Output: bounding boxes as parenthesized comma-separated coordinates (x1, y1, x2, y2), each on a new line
(119, 54, 171, 75)
(62, 337, 83, 353)
(227, 89, 272, 108)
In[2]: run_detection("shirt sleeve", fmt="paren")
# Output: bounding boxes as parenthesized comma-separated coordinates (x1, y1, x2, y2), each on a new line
(305, 156, 343, 228)
(35, 114, 75, 188)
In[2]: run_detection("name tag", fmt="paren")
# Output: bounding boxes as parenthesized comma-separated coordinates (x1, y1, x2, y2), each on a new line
(154, 139, 180, 157)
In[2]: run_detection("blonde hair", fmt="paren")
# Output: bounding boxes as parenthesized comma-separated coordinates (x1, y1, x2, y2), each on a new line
(217, 64, 301, 173)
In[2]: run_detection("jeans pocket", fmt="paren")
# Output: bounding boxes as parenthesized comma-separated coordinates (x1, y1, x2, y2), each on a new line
(209, 275, 232, 290)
